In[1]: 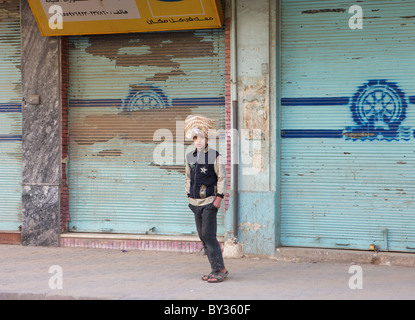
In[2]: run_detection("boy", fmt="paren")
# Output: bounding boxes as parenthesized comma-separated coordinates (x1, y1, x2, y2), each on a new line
(184, 115, 228, 283)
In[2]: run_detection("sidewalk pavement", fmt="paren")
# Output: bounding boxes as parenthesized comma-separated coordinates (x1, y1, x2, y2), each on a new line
(1, 244, 415, 300)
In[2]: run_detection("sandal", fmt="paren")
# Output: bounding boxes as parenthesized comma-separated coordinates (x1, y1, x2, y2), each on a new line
(208, 270, 229, 283)
(201, 273, 214, 281)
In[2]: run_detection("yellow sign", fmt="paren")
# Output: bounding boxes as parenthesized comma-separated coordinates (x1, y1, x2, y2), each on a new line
(28, 0, 224, 36)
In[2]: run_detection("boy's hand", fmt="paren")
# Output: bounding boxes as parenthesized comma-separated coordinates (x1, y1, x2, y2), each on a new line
(213, 197, 222, 209)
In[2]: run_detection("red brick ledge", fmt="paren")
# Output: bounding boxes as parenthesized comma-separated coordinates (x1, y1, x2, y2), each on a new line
(60, 233, 224, 253)
(0, 231, 21, 245)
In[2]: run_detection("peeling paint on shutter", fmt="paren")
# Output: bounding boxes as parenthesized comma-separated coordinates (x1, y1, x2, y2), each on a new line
(68, 29, 226, 235)
(0, 1, 22, 231)
(280, 0, 415, 252)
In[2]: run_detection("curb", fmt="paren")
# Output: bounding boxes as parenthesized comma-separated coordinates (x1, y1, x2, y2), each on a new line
(0, 292, 102, 300)
(274, 247, 415, 268)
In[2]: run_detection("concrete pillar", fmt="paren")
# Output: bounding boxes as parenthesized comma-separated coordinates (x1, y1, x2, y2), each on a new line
(235, 0, 278, 255)
(21, 0, 61, 246)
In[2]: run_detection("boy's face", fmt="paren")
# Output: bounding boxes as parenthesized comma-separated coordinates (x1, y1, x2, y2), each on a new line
(193, 135, 207, 151)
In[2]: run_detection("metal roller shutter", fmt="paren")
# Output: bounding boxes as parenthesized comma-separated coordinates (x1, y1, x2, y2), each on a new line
(0, 2, 22, 231)
(68, 29, 226, 235)
(280, 0, 415, 252)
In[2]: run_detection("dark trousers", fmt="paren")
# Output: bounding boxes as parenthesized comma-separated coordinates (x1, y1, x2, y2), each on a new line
(189, 203, 225, 272)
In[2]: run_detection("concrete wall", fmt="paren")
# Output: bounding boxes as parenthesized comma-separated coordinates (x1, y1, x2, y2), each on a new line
(227, 0, 278, 255)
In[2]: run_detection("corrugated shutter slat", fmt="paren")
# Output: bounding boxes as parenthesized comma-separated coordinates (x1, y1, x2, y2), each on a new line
(0, 1, 22, 231)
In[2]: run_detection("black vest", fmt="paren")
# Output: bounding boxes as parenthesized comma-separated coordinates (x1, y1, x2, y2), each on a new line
(187, 147, 219, 199)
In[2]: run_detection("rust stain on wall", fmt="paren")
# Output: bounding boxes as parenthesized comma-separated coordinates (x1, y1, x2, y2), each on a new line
(146, 70, 186, 82)
(70, 31, 224, 176)
(71, 107, 194, 146)
(302, 8, 346, 14)
(343, 131, 375, 139)
(84, 32, 216, 81)
(0, 1, 20, 20)
(149, 163, 186, 175)
(93, 149, 123, 157)
(0, 1, 21, 93)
